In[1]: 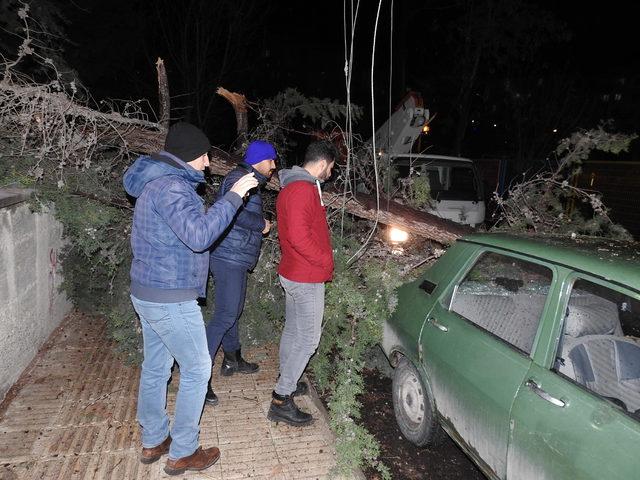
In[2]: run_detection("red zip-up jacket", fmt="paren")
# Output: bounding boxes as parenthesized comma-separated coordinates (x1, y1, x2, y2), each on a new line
(276, 166, 334, 283)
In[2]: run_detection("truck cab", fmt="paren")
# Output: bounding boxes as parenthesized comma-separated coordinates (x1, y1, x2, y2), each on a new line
(369, 92, 486, 227)
(389, 153, 485, 227)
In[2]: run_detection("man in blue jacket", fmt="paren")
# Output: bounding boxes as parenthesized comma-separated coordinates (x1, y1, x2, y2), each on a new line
(205, 140, 276, 406)
(123, 122, 257, 475)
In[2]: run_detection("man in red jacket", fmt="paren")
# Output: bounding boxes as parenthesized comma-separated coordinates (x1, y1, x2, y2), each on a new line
(268, 141, 337, 426)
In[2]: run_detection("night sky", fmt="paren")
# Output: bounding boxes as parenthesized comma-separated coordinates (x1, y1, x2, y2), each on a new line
(23, 0, 640, 163)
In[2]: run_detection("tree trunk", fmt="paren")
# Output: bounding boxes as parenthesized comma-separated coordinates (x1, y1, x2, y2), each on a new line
(203, 149, 471, 245)
(156, 58, 170, 130)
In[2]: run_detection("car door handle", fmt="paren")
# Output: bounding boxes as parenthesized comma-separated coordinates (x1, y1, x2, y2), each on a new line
(427, 317, 448, 332)
(526, 379, 566, 408)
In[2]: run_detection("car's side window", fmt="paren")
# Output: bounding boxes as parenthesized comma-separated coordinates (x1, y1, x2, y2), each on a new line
(448, 252, 552, 355)
(554, 279, 640, 418)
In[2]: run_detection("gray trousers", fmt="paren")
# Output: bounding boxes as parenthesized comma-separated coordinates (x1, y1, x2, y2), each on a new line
(275, 275, 325, 396)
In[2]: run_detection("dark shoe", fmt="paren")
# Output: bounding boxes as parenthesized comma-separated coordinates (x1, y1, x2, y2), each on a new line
(276, 375, 309, 397)
(140, 435, 171, 464)
(164, 446, 221, 476)
(205, 382, 219, 406)
(267, 391, 313, 426)
(220, 348, 259, 376)
(293, 380, 309, 397)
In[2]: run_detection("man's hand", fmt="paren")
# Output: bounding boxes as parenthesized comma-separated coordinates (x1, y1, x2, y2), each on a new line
(229, 173, 258, 198)
(262, 219, 272, 234)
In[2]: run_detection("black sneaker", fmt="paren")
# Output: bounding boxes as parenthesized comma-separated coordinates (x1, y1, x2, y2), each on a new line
(220, 348, 259, 376)
(205, 383, 218, 406)
(267, 391, 313, 426)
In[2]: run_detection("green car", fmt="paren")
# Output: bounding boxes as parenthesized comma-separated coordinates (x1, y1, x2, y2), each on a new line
(382, 233, 640, 480)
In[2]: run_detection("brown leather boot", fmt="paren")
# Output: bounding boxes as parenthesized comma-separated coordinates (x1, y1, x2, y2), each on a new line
(164, 446, 221, 475)
(140, 435, 171, 464)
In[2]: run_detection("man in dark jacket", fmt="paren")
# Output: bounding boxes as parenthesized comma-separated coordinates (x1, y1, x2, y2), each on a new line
(205, 140, 277, 406)
(267, 141, 337, 426)
(123, 122, 257, 475)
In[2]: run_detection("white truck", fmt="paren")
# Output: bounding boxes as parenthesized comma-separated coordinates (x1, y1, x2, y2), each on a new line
(370, 92, 486, 227)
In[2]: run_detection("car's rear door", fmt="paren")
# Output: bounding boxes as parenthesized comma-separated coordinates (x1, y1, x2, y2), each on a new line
(507, 274, 640, 479)
(508, 362, 640, 479)
(420, 248, 555, 479)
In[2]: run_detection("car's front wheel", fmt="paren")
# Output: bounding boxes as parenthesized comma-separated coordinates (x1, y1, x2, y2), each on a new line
(392, 357, 444, 447)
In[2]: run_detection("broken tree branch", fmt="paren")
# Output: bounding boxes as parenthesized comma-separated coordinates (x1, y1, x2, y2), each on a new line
(0, 80, 160, 130)
(216, 86, 248, 151)
(156, 58, 170, 131)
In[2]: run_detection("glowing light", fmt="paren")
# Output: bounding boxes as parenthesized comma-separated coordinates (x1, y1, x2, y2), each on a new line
(389, 227, 409, 243)
(553, 128, 558, 133)
(493, 123, 497, 128)
(422, 124, 430, 134)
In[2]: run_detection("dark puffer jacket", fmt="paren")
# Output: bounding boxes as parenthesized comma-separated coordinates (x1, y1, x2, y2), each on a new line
(210, 162, 269, 269)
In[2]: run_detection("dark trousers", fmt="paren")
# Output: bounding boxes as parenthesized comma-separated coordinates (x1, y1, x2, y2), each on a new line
(206, 260, 247, 361)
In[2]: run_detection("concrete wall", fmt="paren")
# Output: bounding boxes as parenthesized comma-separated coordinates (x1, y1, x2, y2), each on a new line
(0, 198, 72, 401)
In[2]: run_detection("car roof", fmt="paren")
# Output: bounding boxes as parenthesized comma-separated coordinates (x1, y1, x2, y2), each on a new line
(461, 232, 640, 291)
(390, 154, 473, 164)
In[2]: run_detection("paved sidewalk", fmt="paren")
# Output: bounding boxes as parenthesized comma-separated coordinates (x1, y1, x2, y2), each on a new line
(0, 312, 342, 479)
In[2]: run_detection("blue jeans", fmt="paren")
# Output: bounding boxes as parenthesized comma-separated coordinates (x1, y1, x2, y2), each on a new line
(205, 261, 247, 360)
(131, 295, 210, 460)
(275, 276, 325, 396)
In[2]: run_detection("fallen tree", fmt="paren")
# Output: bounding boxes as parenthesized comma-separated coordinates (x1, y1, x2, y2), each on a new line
(126, 137, 470, 245)
(1, 4, 468, 246)
(128, 77, 471, 245)
(1, 61, 469, 244)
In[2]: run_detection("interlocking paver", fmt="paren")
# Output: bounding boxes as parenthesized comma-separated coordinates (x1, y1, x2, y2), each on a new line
(0, 312, 353, 479)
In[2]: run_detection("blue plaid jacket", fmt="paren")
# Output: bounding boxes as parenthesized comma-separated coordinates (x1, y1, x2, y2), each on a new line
(124, 151, 242, 302)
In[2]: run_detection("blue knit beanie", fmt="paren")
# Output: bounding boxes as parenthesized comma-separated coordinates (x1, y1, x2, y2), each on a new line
(244, 140, 277, 165)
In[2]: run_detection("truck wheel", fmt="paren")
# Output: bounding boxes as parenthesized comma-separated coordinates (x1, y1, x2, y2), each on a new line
(392, 357, 444, 447)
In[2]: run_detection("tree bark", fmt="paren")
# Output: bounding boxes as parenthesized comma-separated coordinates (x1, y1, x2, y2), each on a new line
(156, 58, 170, 130)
